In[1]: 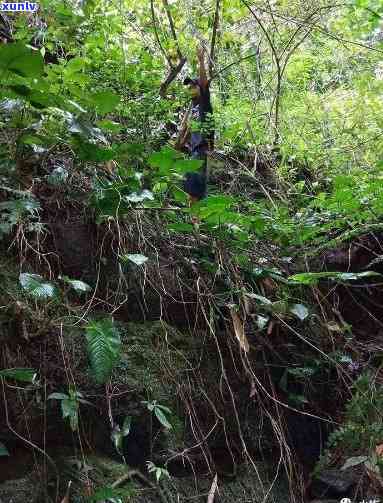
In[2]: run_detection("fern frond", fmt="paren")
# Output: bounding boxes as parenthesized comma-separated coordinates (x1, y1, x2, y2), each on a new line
(85, 318, 121, 384)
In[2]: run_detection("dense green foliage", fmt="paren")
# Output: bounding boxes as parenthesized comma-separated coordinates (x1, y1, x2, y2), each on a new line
(1, 0, 382, 251)
(1, 0, 383, 500)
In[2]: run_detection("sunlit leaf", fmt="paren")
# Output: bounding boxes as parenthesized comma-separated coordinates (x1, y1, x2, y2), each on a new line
(0, 43, 44, 78)
(289, 270, 381, 285)
(124, 190, 154, 202)
(244, 293, 272, 305)
(111, 425, 123, 453)
(47, 167, 69, 185)
(256, 315, 269, 329)
(89, 91, 120, 114)
(290, 303, 309, 320)
(19, 273, 56, 299)
(154, 407, 172, 430)
(88, 486, 123, 502)
(122, 415, 132, 436)
(48, 392, 69, 401)
(59, 275, 91, 293)
(341, 456, 368, 470)
(120, 254, 148, 266)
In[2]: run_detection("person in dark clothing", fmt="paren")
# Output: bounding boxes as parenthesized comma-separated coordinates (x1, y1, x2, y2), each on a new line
(180, 46, 214, 204)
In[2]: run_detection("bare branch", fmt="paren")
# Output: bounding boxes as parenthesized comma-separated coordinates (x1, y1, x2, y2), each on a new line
(240, 0, 282, 142)
(254, 3, 383, 54)
(212, 51, 259, 79)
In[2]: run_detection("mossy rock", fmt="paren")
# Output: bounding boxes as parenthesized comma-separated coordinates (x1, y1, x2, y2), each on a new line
(0, 476, 41, 503)
(113, 321, 194, 404)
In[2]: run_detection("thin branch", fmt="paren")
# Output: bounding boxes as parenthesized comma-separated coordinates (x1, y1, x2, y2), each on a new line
(254, 2, 383, 54)
(209, 0, 221, 76)
(279, 7, 321, 60)
(211, 51, 259, 79)
(240, 0, 280, 71)
(150, 0, 172, 66)
(162, 0, 182, 59)
(265, 0, 281, 37)
(240, 0, 282, 142)
(151, 0, 186, 95)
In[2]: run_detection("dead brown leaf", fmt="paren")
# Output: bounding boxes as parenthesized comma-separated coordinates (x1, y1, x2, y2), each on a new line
(230, 308, 249, 353)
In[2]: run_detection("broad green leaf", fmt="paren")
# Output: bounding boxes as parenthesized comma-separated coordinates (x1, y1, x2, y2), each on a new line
(47, 167, 69, 185)
(72, 137, 114, 161)
(65, 57, 87, 74)
(290, 303, 309, 320)
(143, 400, 155, 411)
(89, 91, 120, 114)
(67, 279, 91, 292)
(173, 158, 204, 174)
(269, 300, 289, 315)
(68, 118, 106, 142)
(289, 270, 381, 285)
(18, 134, 46, 146)
(28, 90, 56, 109)
(252, 267, 285, 281)
(60, 398, 79, 431)
(341, 456, 368, 470)
(336, 271, 381, 281)
(121, 254, 148, 266)
(244, 293, 272, 305)
(0, 442, 9, 457)
(59, 276, 91, 293)
(0, 368, 36, 383)
(48, 392, 69, 400)
(154, 407, 172, 430)
(148, 147, 182, 173)
(201, 195, 235, 209)
(96, 120, 123, 133)
(61, 398, 78, 418)
(111, 425, 123, 453)
(88, 486, 123, 502)
(19, 273, 56, 299)
(124, 190, 154, 203)
(8, 84, 31, 97)
(0, 43, 44, 78)
(155, 404, 172, 415)
(152, 182, 168, 194)
(256, 315, 269, 329)
(122, 416, 132, 436)
(168, 223, 194, 233)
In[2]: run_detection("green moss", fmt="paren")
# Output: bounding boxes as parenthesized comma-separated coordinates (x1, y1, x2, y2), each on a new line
(114, 321, 188, 401)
